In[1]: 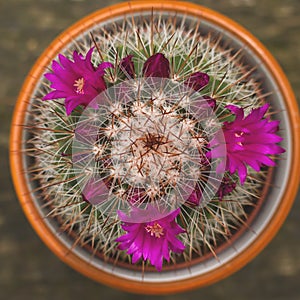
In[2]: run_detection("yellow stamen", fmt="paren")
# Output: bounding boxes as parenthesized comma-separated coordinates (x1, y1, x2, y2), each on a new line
(74, 77, 85, 94)
(235, 131, 244, 138)
(145, 222, 164, 238)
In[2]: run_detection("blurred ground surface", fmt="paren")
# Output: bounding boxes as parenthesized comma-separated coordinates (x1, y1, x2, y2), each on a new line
(0, 0, 299, 299)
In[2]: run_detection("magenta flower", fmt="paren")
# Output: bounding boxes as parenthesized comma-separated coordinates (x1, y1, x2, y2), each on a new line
(127, 188, 145, 206)
(43, 47, 113, 115)
(186, 187, 202, 206)
(116, 207, 185, 271)
(217, 176, 236, 200)
(143, 53, 170, 78)
(203, 95, 216, 110)
(119, 55, 135, 78)
(82, 178, 109, 205)
(185, 72, 210, 91)
(209, 104, 285, 184)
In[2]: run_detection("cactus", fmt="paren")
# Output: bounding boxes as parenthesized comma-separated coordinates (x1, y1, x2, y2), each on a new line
(23, 12, 284, 271)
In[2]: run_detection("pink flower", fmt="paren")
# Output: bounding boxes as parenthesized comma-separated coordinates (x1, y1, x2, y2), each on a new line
(82, 178, 109, 205)
(186, 187, 202, 206)
(119, 55, 135, 78)
(127, 188, 146, 206)
(185, 72, 210, 91)
(217, 176, 236, 200)
(209, 104, 285, 184)
(203, 95, 216, 110)
(116, 207, 185, 271)
(43, 47, 113, 115)
(143, 53, 170, 78)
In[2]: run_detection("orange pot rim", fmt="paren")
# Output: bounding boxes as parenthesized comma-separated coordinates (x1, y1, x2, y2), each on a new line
(10, 1, 300, 294)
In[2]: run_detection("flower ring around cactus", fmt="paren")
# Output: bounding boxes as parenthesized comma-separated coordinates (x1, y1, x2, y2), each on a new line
(10, 1, 299, 294)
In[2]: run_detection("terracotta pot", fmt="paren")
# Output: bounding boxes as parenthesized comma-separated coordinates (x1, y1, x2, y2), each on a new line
(10, 1, 300, 294)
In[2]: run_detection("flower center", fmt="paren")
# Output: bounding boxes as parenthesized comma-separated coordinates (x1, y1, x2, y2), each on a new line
(74, 77, 85, 94)
(235, 131, 244, 147)
(145, 222, 164, 238)
(234, 131, 244, 138)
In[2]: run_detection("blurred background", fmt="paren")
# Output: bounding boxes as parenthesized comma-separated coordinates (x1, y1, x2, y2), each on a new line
(1, 0, 299, 299)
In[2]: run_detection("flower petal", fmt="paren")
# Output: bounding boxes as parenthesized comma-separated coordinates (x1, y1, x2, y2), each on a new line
(185, 72, 210, 91)
(119, 55, 135, 78)
(143, 53, 170, 78)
